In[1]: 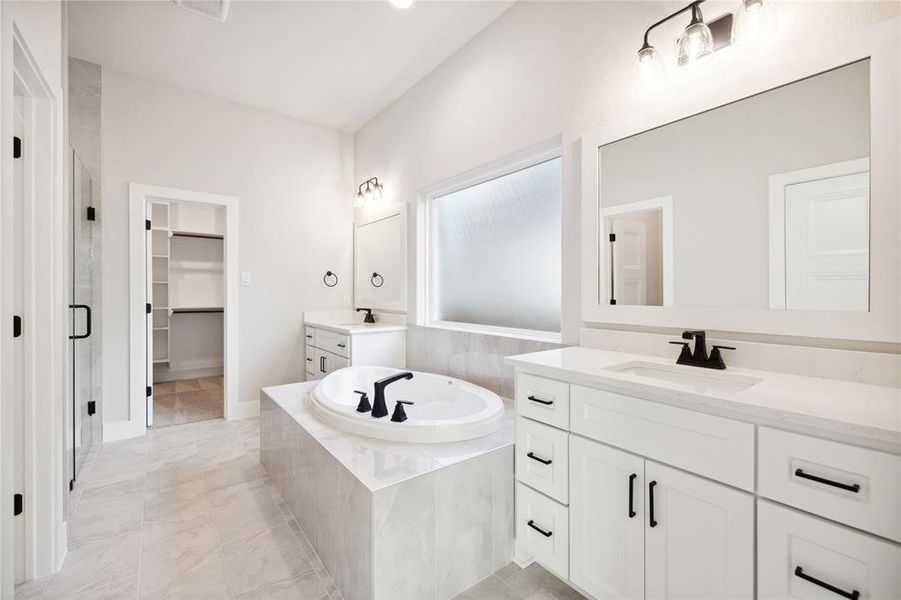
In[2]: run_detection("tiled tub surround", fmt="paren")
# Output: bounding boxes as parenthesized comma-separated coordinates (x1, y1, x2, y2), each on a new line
(261, 382, 515, 600)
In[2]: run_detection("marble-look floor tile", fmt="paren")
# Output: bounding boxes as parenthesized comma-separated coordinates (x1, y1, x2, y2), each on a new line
(13, 575, 49, 600)
(203, 455, 265, 493)
(234, 570, 328, 600)
(503, 563, 586, 600)
(210, 486, 286, 544)
(451, 575, 521, 600)
(221, 524, 313, 596)
(68, 479, 145, 545)
(43, 529, 142, 600)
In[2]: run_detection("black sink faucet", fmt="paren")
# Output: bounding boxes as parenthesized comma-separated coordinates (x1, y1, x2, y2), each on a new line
(371, 372, 413, 418)
(669, 330, 735, 370)
(356, 308, 375, 324)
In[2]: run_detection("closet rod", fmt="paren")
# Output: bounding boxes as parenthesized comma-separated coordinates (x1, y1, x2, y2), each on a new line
(171, 232, 224, 240)
(171, 307, 223, 314)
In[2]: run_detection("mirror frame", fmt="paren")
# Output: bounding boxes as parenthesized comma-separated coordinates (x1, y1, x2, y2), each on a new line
(353, 202, 408, 313)
(580, 22, 899, 342)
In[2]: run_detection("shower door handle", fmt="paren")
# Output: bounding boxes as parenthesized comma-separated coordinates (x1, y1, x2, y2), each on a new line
(69, 304, 92, 340)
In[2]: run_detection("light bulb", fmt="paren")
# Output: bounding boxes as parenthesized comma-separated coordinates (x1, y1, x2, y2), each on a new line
(389, 0, 414, 9)
(633, 44, 666, 90)
(371, 183, 384, 202)
(677, 20, 714, 68)
(736, 0, 776, 44)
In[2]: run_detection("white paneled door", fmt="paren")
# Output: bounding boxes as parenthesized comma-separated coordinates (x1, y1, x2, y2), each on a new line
(784, 171, 869, 311)
(644, 461, 754, 600)
(569, 436, 645, 600)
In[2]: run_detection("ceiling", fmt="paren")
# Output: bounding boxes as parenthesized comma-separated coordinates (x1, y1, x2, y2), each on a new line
(68, 1, 513, 131)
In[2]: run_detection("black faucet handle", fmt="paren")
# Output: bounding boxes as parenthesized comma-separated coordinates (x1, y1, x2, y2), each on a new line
(390, 400, 414, 423)
(354, 390, 372, 413)
(669, 341, 693, 363)
(712, 345, 735, 351)
(708, 345, 735, 370)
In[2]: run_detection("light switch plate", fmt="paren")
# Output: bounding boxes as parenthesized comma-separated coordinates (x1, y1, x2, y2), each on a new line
(241, 272, 252, 286)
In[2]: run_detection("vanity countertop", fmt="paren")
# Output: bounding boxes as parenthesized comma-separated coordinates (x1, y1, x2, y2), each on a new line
(303, 314, 407, 335)
(262, 382, 514, 491)
(506, 346, 901, 454)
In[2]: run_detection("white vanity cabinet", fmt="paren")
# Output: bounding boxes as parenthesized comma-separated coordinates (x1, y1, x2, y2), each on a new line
(511, 359, 899, 600)
(304, 324, 405, 380)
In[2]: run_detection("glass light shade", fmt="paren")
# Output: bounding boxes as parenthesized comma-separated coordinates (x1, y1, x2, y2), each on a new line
(677, 21, 714, 68)
(633, 45, 666, 90)
(736, 0, 777, 44)
(371, 183, 384, 202)
(354, 191, 365, 208)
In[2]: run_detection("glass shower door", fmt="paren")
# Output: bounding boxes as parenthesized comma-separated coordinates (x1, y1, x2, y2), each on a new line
(71, 150, 100, 485)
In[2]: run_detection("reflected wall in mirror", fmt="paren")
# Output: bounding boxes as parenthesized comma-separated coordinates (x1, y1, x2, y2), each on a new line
(599, 59, 870, 311)
(354, 204, 406, 312)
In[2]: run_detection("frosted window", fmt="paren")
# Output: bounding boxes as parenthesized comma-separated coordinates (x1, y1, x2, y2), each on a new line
(433, 157, 561, 332)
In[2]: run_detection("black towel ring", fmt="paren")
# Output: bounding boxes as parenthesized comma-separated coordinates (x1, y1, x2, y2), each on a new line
(370, 272, 384, 288)
(323, 271, 338, 287)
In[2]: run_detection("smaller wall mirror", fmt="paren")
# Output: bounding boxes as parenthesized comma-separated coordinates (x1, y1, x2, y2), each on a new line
(354, 204, 407, 312)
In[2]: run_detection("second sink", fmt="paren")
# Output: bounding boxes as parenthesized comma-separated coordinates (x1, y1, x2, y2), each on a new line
(607, 361, 762, 393)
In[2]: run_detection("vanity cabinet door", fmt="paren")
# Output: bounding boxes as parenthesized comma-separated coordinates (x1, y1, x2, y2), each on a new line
(645, 461, 754, 600)
(570, 436, 645, 600)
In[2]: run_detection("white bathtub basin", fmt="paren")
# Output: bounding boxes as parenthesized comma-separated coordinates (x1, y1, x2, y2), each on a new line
(311, 366, 504, 443)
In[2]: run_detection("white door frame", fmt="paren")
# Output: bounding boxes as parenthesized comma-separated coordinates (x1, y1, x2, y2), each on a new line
(768, 157, 870, 309)
(1, 22, 68, 596)
(125, 184, 241, 442)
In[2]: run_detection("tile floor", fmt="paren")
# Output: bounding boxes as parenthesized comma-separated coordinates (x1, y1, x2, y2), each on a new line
(153, 376, 224, 428)
(16, 416, 584, 600)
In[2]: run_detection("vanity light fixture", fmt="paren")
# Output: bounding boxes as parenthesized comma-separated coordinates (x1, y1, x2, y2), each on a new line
(355, 177, 384, 208)
(736, 0, 777, 44)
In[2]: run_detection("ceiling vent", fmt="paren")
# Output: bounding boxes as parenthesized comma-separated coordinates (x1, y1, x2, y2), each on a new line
(174, 0, 231, 23)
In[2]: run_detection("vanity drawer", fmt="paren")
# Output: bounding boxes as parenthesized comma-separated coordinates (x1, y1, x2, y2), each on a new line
(516, 417, 569, 504)
(515, 373, 569, 429)
(305, 347, 315, 376)
(758, 500, 900, 600)
(313, 328, 350, 358)
(516, 482, 569, 579)
(758, 427, 901, 542)
(570, 385, 755, 491)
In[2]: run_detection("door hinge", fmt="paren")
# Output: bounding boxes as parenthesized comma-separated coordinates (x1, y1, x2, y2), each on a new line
(87, 206, 96, 221)
(87, 400, 96, 416)
(146, 303, 152, 314)
(609, 233, 616, 242)
(145, 219, 151, 231)
(13, 315, 22, 338)
(69, 479, 75, 492)
(13, 136, 21, 159)
(146, 386, 152, 397)
(13, 494, 22, 516)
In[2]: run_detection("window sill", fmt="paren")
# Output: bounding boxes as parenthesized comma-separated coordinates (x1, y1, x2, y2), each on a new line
(424, 320, 562, 344)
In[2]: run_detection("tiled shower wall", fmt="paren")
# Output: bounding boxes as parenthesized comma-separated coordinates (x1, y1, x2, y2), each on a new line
(404, 325, 563, 399)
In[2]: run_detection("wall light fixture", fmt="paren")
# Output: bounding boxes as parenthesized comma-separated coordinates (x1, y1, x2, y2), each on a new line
(355, 177, 384, 208)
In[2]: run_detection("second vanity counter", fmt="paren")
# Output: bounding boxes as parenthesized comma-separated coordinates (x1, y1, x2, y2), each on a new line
(506, 346, 901, 454)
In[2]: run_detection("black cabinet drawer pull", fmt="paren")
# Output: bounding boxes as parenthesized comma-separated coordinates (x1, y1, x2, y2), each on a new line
(306, 334, 313, 339)
(648, 480, 658, 527)
(794, 566, 860, 599)
(527, 520, 553, 537)
(628, 473, 637, 518)
(337, 343, 346, 348)
(794, 469, 860, 493)
(526, 452, 552, 465)
(306, 357, 312, 362)
(527, 395, 553, 406)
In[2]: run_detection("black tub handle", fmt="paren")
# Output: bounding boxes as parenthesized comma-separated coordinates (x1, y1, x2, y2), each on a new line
(69, 304, 91, 339)
(794, 469, 860, 493)
(794, 566, 860, 599)
(527, 395, 553, 406)
(526, 452, 552, 465)
(527, 520, 552, 538)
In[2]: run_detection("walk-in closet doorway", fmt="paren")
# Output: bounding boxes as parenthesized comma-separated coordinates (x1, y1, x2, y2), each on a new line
(127, 185, 240, 439)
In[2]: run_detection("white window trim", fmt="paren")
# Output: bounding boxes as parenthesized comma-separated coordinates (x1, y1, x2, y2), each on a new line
(416, 138, 563, 343)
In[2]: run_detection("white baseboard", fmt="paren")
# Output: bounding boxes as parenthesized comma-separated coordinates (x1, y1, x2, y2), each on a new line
(102, 419, 144, 443)
(228, 400, 259, 421)
(153, 365, 224, 383)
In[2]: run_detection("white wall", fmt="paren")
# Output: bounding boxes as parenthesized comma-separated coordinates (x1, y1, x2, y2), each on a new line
(101, 69, 353, 427)
(354, 0, 900, 346)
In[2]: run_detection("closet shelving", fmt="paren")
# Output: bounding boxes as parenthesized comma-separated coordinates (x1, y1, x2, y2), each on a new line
(150, 202, 171, 365)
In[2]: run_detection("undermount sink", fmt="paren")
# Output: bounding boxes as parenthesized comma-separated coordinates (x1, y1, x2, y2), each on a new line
(607, 361, 762, 393)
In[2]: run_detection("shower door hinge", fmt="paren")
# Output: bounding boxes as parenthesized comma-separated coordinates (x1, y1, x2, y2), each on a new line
(87, 206, 96, 221)
(69, 479, 75, 491)
(13, 315, 22, 338)
(146, 303, 152, 314)
(13, 494, 22, 516)
(146, 386, 152, 397)
(87, 400, 96, 416)
(145, 219, 151, 231)
(13, 136, 21, 159)
(609, 233, 616, 242)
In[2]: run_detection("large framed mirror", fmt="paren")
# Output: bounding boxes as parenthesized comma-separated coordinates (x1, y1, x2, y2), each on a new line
(354, 203, 407, 312)
(581, 24, 899, 342)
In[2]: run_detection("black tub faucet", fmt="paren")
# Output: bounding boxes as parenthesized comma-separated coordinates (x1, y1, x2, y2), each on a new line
(669, 330, 735, 370)
(371, 372, 413, 418)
